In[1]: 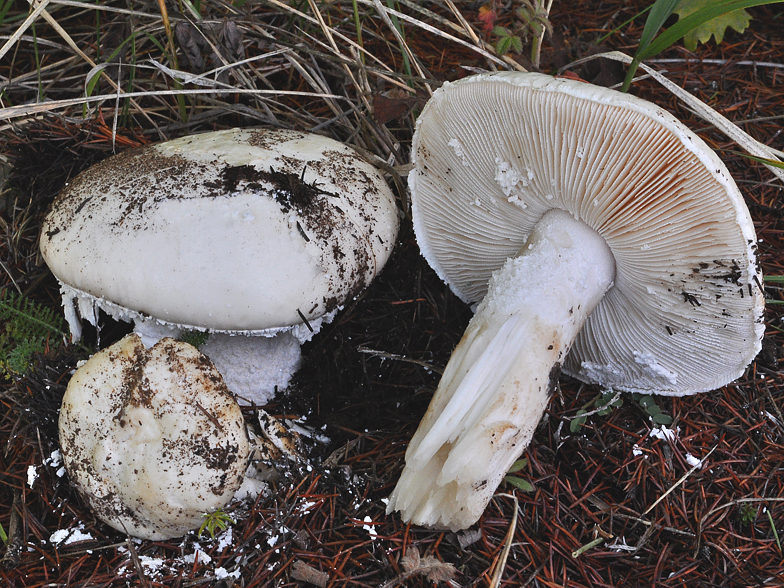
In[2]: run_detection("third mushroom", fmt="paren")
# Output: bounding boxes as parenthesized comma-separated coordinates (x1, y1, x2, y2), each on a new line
(387, 72, 765, 531)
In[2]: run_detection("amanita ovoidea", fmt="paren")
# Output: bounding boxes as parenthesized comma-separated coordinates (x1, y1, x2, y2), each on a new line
(387, 72, 765, 531)
(40, 128, 400, 405)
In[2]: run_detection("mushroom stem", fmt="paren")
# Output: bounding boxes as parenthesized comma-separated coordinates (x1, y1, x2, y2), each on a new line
(388, 208, 616, 530)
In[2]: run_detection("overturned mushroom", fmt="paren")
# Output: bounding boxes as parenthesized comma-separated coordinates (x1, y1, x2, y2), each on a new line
(58, 334, 249, 540)
(40, 128, 400, 404)
(387, 72, 765, 531)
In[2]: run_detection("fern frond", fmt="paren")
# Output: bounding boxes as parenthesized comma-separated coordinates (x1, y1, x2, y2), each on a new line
(180, 329, 209, 348)
(0, 288, 67, 377)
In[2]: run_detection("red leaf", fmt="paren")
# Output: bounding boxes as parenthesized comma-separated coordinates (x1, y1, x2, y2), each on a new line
(478, 5, 497, 33)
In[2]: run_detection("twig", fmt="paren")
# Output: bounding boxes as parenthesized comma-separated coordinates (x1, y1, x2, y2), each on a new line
(291, 560, 329, 587)
(357, 346, 443, 375)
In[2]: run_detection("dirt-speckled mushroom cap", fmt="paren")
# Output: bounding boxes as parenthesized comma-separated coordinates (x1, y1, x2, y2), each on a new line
(58, 334, 250, 540)
(40, 128, 399, 340)
(410, 72, 764, 395)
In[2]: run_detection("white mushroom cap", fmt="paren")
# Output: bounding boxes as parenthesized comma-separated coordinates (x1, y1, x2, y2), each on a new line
(411, 72, 764, 395)
(58, 334, 250, 540)
(40, 128, 400, 342)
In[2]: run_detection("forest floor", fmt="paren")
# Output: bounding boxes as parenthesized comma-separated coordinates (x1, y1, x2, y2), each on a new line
(1, 0, 784, 586)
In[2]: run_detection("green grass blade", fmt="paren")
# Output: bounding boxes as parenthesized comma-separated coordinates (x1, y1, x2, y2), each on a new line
(621, 0, 679, 92)
(386, 0, 412, 81)
(507, 458, 528, 473)
(729, 150, 784, 170)
(352, 0, 364, 62)
(639, 0, 680, 53)
(0, 0, 15, 27)
(767, 509, 781, 553)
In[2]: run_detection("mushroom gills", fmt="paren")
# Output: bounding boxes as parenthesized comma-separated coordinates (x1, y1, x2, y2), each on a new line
(387, 208, 616, 530)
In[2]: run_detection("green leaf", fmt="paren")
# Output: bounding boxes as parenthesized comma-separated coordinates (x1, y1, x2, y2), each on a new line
(638, 396, 655, 409)
(570, 410, 588, 433)
(504, 475, 535, 492)
(507, 458, 528, 474)
(496, 35, 513, 56)
(651, 413, 673, 425)
(198, 509, 234, 539)
(675, 0, 752, 51)
(739, 502, 757, 525)
(0, 522, 7, 545)
(516, 5, 534, 24)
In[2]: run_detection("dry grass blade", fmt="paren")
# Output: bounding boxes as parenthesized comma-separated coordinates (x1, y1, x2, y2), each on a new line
(0, 0, 52, 63)
(442, 0, 481, 46)
(23, 0, 156, 127)
(0, 88, 347, 122)
(488, 493, 519, 588)
(356, 0, 522, 71)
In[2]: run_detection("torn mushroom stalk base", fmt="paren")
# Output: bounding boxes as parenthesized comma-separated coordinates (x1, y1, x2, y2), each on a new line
(392, 209, 614, 526)
(40, 128, 400, 405)
(58, 334, 250, 540)
(388, 72, 764, 531)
